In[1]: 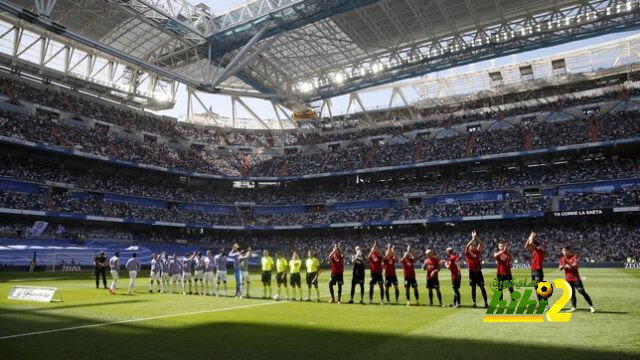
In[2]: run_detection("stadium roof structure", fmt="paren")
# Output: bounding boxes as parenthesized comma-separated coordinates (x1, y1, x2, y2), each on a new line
(0, 0, 639, 127)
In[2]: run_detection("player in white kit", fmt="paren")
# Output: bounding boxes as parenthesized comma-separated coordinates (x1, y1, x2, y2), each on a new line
(149, 253, 163, 293)
(241, 246, 252, 298)
(168, 254, 182, 294)
(214, 248, 228, 297)
(125, 253, 141, 294)
(204, 250, 216, 296)
(108, 251, 120, 295)
(181, 252, 194, 295)
(193, 251, 205, 295)
(161, 252, 170, 293)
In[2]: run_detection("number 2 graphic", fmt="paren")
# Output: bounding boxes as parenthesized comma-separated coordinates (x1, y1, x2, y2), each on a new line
(546, 279, 573, 322)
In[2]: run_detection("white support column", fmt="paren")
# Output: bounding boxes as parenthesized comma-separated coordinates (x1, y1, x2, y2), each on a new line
(346, 94, 355, 114)
(63, 46, 72, 74)
(272, 101, 284, 129)
(107, 61, 115, 83)
(12, 27, 22, 60)
(231, 96, 237, 128)
(171, 82, 178, 99)
(39, 36, 48, 72)
(388, 88, 398, 109)
(352, 93, 371, 124)
(395, 87, 415, 118)
(192, 91, 219, 125)
(235, 96, 270, 129)
(87, 54, 96, 80)
(319, 99, 333, 120)
(186, 88, 192, 121)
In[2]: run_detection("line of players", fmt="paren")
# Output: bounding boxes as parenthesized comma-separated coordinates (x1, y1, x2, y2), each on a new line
(104, 230, 596, 312)
(107, 243, 253, 297)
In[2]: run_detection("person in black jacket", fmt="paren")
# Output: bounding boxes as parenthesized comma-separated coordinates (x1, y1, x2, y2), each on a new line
(348, 246, 366, 304)
(94, 251, 108, 289)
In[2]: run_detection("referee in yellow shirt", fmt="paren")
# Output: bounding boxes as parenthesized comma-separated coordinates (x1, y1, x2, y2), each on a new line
(275, 252, 289, 300)
(289, 251, 303, 301)
(305, 250, 321, 302)
(261, 250, 274, 299)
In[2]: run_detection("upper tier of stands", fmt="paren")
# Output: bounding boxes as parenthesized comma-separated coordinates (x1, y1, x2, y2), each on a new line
(1, 74, 640, 178)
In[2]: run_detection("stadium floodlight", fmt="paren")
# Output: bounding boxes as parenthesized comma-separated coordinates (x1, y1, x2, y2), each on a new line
(334, 72, 345, 84)
(299, 82, 313, 93)
(154, 92, 171, 103)
(371, 62, 383, 74)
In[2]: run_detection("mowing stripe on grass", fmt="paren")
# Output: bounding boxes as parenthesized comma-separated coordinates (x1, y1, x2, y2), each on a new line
(0, 300, 285, 340)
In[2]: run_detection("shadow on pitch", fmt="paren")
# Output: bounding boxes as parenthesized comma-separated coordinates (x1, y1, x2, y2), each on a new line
(0, 312, 637, 360)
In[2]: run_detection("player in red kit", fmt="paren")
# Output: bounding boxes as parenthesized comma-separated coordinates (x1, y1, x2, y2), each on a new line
(494, 241, 515, 300)
(465, 230, 488, 308)
(383, 244, 400, 305)
(559, 246, 595, 313)
(423, 249, 443, 307)
(401, 245, 419, 306)
(368, 242, 385, 305)
(445, 247, 461, 308)
(524, 230, 545, 303)
(328, 243, 344, 304)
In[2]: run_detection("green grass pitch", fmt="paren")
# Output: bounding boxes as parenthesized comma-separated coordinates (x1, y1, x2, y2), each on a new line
(1, 268, 639, 359)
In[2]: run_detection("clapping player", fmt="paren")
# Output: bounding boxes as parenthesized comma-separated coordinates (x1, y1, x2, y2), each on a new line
(368, 242, 385, 305)
(559, 246, 595, 313)
(401, 245, 419, 306)
(465, 230, 488, 308)
(328, 243, 344, 304)
(383, 244, 399, 305)
(525, 230, 545, 303)
(423, 249, 443, 307)
(494, 242, 514, 300)
(445, 247, 461, 308)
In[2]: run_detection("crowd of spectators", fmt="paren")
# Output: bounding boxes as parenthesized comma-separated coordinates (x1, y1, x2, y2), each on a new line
(1, 183, 638, 226)
(3, 220, 636, 263)
(312, 86, 638, 135)
(1, 75, 640, 178)
(251, 110, 640, 176)
(1, 155, 637, 205)
(0, 110, 242, 176)
(559, 185, 640, 210)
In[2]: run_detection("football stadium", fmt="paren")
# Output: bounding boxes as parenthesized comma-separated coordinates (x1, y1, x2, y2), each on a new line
(1, 0, 640, 358)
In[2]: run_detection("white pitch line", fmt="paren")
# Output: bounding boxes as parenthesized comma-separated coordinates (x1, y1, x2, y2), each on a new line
(0, 300, 285, 340)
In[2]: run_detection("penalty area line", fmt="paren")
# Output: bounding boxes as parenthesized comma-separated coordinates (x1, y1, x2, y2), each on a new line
(0, 300, 286, 340)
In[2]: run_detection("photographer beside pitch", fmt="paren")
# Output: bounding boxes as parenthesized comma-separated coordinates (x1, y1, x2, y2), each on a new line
(93, 251, 108, 289)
